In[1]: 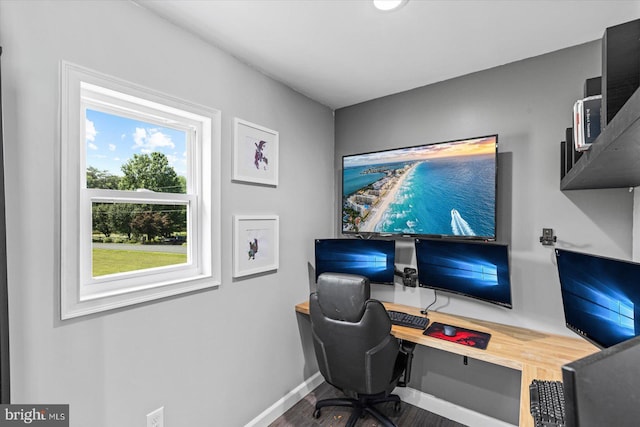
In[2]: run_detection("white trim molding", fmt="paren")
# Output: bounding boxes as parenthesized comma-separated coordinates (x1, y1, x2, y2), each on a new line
(244, 372, 324, 427)
(59, 61, 222, 319)
(245, 374, 516, 427)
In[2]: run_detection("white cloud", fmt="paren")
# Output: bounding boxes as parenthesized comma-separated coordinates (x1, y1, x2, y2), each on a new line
(166, 154, 178, 165)
(148, 131, 175, 149)
(133, 128, 147, 146)
(88, 142, 98, 150)
(108, 144, 116, 152)
(132, 127, 175, 151)
(86, 119, 97, 142)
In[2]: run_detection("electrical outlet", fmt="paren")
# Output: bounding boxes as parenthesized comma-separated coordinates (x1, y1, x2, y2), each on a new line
(147, 407, 164, 427)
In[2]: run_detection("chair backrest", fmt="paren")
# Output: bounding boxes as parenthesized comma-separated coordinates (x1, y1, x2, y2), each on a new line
(310, 273, 399, 395)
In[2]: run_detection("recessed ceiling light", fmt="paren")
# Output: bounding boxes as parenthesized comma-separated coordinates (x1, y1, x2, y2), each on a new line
(373, 0, 408, 12)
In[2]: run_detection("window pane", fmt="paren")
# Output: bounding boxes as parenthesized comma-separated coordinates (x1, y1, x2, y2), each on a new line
(92, 202, 188, 277)
(85, 109, 187, 193)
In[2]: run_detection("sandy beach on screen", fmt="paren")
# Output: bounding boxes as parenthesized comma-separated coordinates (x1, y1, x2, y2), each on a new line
(359, 162, 420, 233)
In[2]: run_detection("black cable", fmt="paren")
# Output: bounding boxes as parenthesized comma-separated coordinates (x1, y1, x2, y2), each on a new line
(421, 290, 438, 315)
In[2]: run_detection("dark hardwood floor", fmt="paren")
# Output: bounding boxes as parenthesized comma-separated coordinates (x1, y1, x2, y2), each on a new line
(269, 382, 467, 427)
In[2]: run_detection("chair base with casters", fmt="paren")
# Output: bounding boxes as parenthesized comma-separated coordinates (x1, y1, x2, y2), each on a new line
(312, 341, 415, 426)
(313, 391, 401, 427)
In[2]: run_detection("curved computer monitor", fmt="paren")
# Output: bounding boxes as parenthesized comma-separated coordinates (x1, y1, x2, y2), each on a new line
(414, 238, 512, 308)
(314, 238, 396, 285)
(555, 248, 640, 349)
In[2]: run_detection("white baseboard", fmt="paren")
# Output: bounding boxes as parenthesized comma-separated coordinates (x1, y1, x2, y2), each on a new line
(244, 372, 324, 427)
(245, 373, 516, 427)
(394, 387, 517, 427)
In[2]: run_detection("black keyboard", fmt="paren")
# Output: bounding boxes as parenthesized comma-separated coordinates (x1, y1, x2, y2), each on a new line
(387, 310, 429, 329)
(529, 379, 566, 427)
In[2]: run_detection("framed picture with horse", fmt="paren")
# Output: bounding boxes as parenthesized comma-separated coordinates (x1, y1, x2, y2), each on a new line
(233, 117, 279, 186)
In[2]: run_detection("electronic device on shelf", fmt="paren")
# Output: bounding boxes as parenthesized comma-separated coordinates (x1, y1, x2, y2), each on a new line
(387, 310, 429, 329)
(341, 135, 498, 240)
(529, 379, 566, 427)
(314, 238, 396, 285)
(561, 334, 640, 427)
(414, 238, 512, 308)
(555, 248, 640, 349)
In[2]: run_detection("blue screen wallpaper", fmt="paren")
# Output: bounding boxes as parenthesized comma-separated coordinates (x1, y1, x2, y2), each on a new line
(315, 239, 396, 284)
(555, 249, 640, 348)
(415, 238, 512, 308)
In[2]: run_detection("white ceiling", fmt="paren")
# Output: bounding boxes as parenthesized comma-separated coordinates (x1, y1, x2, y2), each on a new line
(135, 0, 640, 110)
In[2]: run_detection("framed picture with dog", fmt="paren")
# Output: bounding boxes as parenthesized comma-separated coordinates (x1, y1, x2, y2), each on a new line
(233, 215, 279, 278)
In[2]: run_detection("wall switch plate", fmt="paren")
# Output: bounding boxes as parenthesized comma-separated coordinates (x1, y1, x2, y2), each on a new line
(147, 407, 164, 427)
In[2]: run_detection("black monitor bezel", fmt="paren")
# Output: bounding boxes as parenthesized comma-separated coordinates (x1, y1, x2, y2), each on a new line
(555, 248, 640, 349)
(314, 238, 396, 285)
(341, 134, 498, 241)
(562, 334, 640, 427)
(414, 237, 512, 309)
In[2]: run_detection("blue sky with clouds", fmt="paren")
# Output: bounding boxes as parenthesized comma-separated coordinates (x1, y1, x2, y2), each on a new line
(85, 109, 187, 177)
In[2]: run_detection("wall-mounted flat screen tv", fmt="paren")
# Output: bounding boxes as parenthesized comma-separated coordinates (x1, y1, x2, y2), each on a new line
(342, 135, 497, 240)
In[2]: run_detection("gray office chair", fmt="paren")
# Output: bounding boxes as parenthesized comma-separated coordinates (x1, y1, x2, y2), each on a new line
(309, 273, 414, 427)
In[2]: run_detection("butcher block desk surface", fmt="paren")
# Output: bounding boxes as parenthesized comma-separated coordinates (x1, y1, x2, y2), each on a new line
(295, 300, 598, 427)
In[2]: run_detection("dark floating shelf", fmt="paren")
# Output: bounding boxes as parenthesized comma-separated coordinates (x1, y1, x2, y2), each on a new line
(561, 87, 640, 190)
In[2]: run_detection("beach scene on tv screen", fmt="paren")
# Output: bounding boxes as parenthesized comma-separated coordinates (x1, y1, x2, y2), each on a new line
(342, 136, 496, 238)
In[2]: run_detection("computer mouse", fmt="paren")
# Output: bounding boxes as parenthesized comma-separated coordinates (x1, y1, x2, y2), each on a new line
(443, 325, 457, 337)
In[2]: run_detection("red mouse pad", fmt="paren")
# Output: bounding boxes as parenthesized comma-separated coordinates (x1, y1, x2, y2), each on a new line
(423, 322, 491, 350)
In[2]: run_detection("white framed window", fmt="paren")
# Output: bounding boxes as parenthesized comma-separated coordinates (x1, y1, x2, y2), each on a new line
(60, 61, 221, 319)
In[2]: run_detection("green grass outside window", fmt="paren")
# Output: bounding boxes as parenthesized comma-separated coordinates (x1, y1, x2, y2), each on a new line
(93, 248, 187, 277)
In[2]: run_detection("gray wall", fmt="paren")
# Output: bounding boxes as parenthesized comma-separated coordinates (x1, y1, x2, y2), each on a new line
(1, 1, 635, 425)
(0, 1, 332, 426)
(335, 40, 633, 423)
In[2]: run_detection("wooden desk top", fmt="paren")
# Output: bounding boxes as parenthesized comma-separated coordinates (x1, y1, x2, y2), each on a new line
(295, 300, 598, 426)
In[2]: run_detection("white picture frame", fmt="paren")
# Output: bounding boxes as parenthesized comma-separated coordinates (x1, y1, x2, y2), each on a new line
(233, 215, 280, 278)
(232, 118, 279, 186)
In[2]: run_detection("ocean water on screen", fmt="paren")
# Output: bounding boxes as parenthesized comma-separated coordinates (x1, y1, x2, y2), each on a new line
(375, 155, 495, 237)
